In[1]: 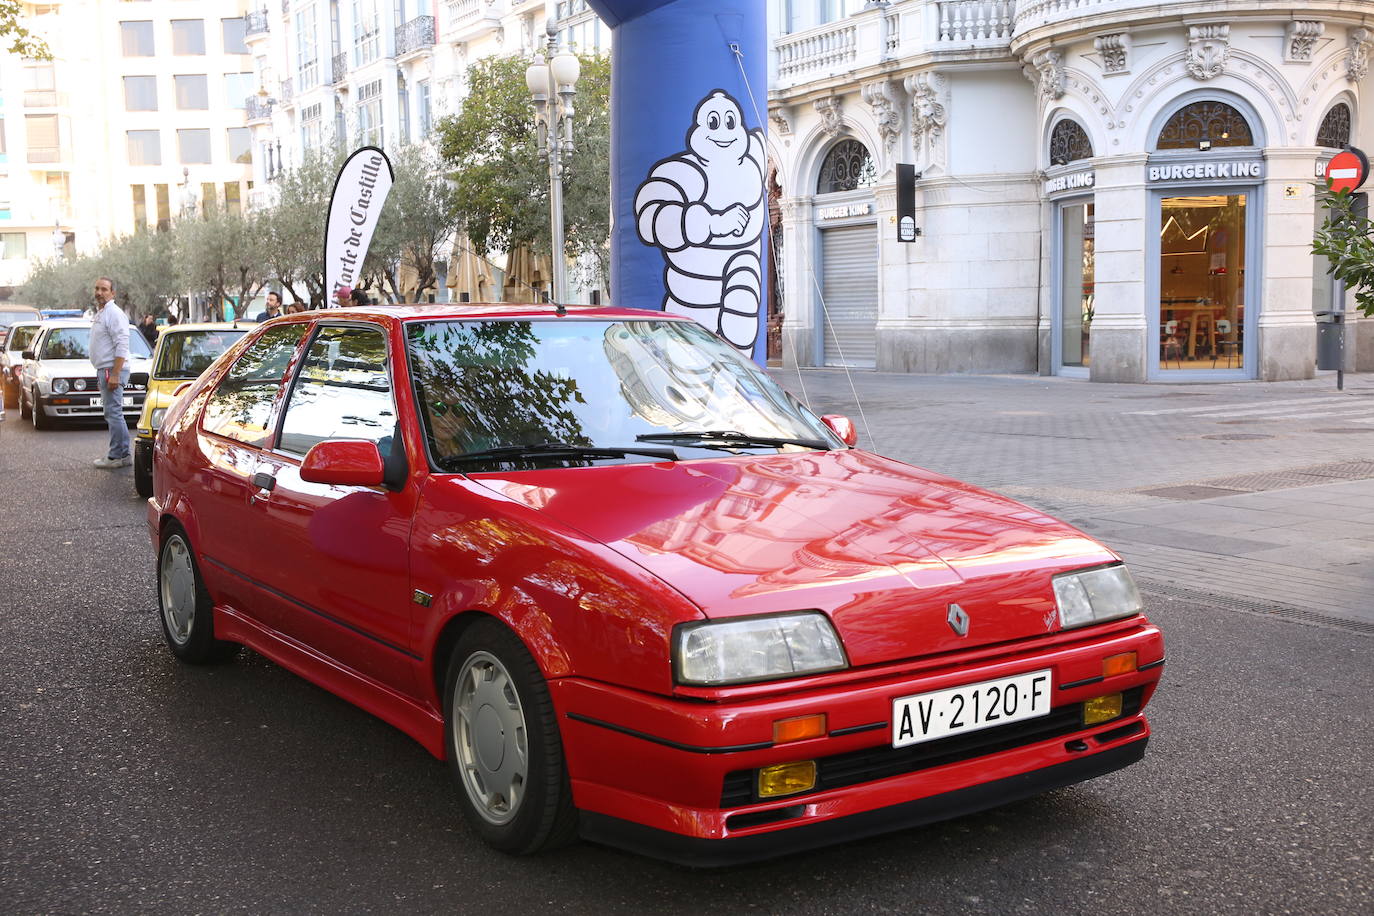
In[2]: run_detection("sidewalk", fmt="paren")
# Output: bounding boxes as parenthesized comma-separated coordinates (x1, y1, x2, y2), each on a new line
(774, 368, 1374, 631)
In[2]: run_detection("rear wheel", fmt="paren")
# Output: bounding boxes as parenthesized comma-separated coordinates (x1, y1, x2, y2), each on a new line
(31, 389, 52, 429)
(158, 525, 239, 664)
(444, 619, 577, 854)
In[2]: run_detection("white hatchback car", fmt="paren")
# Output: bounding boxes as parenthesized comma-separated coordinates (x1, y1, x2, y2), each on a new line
(2, 320, 41, 409)
(19, 319, 153, 429)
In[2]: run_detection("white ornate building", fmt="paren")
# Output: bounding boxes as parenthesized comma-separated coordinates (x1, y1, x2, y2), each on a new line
(767, 0, 1374, 381)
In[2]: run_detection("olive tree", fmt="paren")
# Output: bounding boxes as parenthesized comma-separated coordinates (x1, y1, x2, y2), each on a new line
(364, 143, 461, 303)
(1312, 185, 1374, 317)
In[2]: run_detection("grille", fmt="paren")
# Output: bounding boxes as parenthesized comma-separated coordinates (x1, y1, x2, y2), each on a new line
(720, 687, 1144, 807)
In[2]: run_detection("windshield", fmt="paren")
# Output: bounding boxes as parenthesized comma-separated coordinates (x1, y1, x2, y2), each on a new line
(38, 327, 152, 360)
(155, 329, 246, 379)
(5, 325, 38, 352)
(405, 318, 841, 469)
(1, 309, 39, 328)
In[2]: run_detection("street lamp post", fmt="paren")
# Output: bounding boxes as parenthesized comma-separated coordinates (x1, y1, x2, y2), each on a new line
(526, 22, 580, 303)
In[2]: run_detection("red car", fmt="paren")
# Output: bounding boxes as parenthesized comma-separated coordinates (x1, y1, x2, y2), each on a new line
(147, 304, 1163, 865)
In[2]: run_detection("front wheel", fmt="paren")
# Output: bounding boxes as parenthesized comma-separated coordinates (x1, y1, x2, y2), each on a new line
(444, 619, 577, 854)
(31, 389, 52, 429)
(158, 526, 239, 664)
(134, 440, 153, 499)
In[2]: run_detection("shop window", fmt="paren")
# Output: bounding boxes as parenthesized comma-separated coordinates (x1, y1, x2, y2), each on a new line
(816, 139, 875, 194)
(1316, 103, 1351, 150)
(1156, 101, 1253, 150)
(1049, 118, 1093, 165)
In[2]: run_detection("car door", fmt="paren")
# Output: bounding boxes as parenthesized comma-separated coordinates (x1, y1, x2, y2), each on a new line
(249, 321, 420, 696)
(192, 323, 309, 623)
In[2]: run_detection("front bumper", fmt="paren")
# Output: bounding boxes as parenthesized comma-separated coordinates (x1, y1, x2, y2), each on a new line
(555, 620, 1162, 864)
(37, 390, 144, 420)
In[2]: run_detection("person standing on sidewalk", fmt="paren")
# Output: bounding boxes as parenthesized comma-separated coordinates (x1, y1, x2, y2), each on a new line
(90, 277, 131, 469)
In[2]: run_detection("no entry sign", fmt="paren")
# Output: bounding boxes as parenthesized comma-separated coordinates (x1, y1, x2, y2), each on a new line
(1324, 148, 1368, 193)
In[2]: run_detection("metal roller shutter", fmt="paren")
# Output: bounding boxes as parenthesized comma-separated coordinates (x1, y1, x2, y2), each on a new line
(819, 224, 878, 368)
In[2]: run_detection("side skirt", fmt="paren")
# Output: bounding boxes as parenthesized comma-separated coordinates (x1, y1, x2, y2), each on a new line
(213, 604, 446, 759)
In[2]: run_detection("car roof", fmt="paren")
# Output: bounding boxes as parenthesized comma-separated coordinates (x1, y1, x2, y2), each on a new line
(293, 303, 688, 323)
(158, 322, 250, 334)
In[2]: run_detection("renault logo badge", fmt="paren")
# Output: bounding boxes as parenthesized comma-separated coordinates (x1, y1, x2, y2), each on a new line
(947, 604, 970, 637)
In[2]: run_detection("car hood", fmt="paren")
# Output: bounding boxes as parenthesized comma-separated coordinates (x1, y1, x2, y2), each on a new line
(470, 450, 1118, 666)
(34, 357, 151, 376)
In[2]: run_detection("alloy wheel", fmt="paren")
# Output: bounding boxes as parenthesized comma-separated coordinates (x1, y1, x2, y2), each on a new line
(451, 650, 529, 825)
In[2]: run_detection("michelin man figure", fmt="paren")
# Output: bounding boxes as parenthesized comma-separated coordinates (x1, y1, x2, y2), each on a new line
(635, 90, 765, 352)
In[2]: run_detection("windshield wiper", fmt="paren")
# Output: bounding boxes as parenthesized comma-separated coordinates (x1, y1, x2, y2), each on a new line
(440, 441, 678, 469)
(635, 430, 832, 450)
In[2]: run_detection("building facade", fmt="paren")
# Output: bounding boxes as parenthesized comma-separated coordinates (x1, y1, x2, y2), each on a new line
(0, 0, 256, 291)
(767, 0, 1374, 382)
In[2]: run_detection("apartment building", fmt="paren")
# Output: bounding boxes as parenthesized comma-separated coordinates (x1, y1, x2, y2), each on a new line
(0, 0, 255, 291)
(767, 0, 1374, 382)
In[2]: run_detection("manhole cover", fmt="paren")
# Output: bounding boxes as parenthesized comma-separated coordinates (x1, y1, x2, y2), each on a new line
(1313, 428, 1374, 434)
(1202, 433, 1275, 440)
(1138, 485, 1249, 500)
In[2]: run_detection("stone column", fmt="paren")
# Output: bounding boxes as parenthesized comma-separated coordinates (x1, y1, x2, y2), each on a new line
(780, 195, 815, 367)
(1258, 148, 1320, 380)
(1088, 154, 1149, 382)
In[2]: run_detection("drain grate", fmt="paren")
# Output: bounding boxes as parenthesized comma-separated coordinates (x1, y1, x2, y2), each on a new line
(1140, 582, 1374, 637)
(1137, 485, 1248, 500)
(1138, 459, 1374, 496)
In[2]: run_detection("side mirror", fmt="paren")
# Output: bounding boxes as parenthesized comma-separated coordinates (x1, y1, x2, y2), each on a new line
(300, 440, 386, 487)
(821, 414, 858, 447)
(21, 350, 34, 360)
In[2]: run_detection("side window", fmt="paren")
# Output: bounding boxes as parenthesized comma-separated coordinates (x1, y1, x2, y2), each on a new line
(278, 325, 395, 456)
(202, 324, 306, 446)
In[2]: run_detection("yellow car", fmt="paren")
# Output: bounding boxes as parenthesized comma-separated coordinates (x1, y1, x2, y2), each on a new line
(134, 322, 250, 498)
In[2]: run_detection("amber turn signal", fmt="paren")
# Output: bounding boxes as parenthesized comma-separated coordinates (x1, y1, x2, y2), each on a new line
(1102, 652, 1137, 678)
(757, 760, 817, 798)
(773, 714, 827, 744)
(1083, 693, 1124, 726)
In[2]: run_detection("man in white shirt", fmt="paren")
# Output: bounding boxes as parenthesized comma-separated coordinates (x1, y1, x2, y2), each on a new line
(90, 277, 131, 468)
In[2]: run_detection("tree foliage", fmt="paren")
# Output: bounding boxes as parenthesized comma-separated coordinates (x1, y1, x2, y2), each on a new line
(1313, 185, 1374, 317)
(435, 53, 611, 286)
(0, 0, 51, 59)
(365, 144, 462, 303)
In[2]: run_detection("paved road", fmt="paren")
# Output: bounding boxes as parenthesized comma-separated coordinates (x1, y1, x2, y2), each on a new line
(2, 379, 1372, 915)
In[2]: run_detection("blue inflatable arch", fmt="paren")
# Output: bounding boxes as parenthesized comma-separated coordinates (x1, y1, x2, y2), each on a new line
(582, 1, 768, 361)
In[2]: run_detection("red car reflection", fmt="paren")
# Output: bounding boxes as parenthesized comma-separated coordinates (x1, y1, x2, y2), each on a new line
(147, 304, 1163, 865)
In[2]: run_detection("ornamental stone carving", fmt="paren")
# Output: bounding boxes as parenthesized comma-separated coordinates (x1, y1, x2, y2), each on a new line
(903, 71, 947, 171)
(1285, 21, 1324, 63)
(1350, 28, 1372, 83)
(1186, 24, 1230, 81)
(1027, 49, 1065, 100)
(769, 106, 792, 136)
(815, 97, 844, 138)
(1095, 33, 1130, 74)
(861, 81, 902, 160)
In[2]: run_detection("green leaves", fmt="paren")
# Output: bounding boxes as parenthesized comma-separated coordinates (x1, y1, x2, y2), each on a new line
(1312, 183, 1374, 317)
(435, 53, 611, 287)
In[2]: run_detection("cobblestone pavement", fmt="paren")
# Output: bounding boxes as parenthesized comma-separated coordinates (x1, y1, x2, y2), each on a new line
(775, 368, 1374, 631)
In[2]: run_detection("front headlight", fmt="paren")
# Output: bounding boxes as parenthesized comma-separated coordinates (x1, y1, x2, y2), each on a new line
(1053, 564, 1143, 629)
(149, 407, 167, 430)
(51, 378, 69, 394)
(675, 612, 848, 686)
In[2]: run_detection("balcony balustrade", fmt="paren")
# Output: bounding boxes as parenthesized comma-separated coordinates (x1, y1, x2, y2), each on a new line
(246, 10, 270, 36)
(279, 77, 294, 104)
(246, 95, 274, 122)
(396, 15, 436, 58)
(332, 51, 348, 85)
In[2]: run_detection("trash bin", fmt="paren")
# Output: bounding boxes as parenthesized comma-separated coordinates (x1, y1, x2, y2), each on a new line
(1315, 310, 1345, 370)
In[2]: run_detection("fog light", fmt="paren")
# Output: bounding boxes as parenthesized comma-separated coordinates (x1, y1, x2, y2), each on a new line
(773, 714, 826, 744)
(1103, 652, 1137, 678)
(1083, 693, 1124, 726)
(757, 760, 816, 798)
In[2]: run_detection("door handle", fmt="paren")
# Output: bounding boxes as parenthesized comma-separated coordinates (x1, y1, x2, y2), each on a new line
(251, 472, 277, 491)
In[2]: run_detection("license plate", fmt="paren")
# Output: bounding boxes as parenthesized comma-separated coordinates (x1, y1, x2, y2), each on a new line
(892, 669, 1052, 748)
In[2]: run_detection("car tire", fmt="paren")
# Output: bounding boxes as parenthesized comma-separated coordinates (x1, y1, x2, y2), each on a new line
(30, 389, 52, 429)
(157, 525, 240, 664)
(134, 441, 153, 499)
(443, 619, 578, 854)
(18, 386, 31, 420)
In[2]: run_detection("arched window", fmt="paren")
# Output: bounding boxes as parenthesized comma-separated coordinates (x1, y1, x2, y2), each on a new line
(816, 139, 876, 193)
(1317, 103, 1352, 149)
(1156, 101, 1254, 150)
(1049, 118, 1093, 165)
